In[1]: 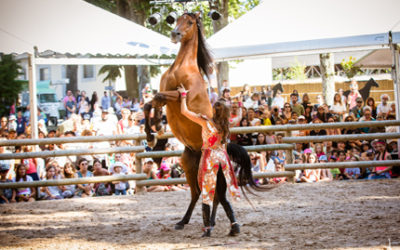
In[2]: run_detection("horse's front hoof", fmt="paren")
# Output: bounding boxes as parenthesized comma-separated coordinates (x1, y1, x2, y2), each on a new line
(229, 223, 240, 236)
(202, 228, 211, 237)
(174, 223, 184, 230)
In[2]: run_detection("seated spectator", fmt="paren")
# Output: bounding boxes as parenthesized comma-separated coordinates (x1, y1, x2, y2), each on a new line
(157, 162, 186, 191)
(368, 140, 392, 179)
(60, 162, 77, 198)
(319, 155, 332, 181)
(93, 159, 111, 196)
(342, 155, 361, 180)
(236, 118, 253, 146)
(0, 163, 13, 204)
(300, 153, 320, 183)
(142, 159, 167, 192)
(329, 155, 341, 180)
(40, 165, 63, 200)
(11, 164, 36, 202)
(75, 159, 94, 197)
(270, 157, 286, 184)
(112, 165, 128, 195)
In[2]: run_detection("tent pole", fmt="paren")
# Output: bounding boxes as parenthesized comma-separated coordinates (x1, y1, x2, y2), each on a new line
(28, 53, 38, 139)
(390, 34, 400, 120)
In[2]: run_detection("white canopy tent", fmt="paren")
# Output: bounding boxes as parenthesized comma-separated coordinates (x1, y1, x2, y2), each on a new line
(208, 0, 400, 60)
(0, 0, 177, 138)
(207, 0, 400, 118)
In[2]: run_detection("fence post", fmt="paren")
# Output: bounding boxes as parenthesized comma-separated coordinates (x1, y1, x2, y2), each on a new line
(134, 139, 146, 194)
(284, 130, 295, 183)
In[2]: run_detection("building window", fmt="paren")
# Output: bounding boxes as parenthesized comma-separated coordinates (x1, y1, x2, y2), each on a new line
(83, 65, 95, 79)
(39, 67, 50, 81)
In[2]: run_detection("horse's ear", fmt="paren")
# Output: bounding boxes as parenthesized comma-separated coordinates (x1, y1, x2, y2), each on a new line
(195, 11, 201, 19)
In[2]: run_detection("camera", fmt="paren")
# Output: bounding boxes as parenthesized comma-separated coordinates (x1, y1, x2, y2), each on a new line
(273, 108, 278, 112)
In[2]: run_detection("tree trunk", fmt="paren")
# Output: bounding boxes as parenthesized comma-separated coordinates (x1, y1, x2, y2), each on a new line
(124, 65, 139, 98)
(116, 0, 149, 99)
(320, 53, 335, 106)
(138, 65, 150, 99)
(211, 0, 229, 93)
(66, 65, 78, 93)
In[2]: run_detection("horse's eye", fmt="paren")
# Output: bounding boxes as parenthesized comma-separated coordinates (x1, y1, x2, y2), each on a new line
(188, 20, 193, 25)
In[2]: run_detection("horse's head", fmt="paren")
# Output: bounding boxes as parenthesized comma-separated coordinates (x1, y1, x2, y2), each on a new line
(368, 78, 379, 88)
(171, 12, 200, 44)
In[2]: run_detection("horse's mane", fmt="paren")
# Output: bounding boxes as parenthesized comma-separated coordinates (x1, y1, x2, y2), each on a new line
(186, 13, 214, 79)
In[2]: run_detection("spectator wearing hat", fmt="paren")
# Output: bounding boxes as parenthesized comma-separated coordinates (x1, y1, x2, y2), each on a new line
(8, 115, 17, 131)
(112, 164, 128, 195)
(0, 163, 13, 204)
(92, 108, 117, 136)
(319, 155, 333, 181)
(350, 97, 364, 120)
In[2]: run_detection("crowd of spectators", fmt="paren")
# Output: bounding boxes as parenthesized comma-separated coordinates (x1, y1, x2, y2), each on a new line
(0, 79, 399, 204)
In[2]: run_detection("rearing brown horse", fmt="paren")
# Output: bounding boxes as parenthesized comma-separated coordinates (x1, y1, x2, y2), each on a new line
(144, 12, 264, 232)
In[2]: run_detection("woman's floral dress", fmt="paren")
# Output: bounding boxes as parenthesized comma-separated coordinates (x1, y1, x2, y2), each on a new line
(198, 120, 240, 205)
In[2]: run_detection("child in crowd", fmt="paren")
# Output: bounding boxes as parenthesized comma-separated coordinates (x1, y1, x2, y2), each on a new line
(60, 162, 76, 198)
(11, 164, 36, 202)
(342, 155, 361, 180)
(41, 165, 63, 200)
(112, 164, 127, 195)
(0, 163, 13, 204)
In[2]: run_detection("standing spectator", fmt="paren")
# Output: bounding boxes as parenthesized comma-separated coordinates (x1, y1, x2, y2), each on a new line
(0, 116, 8, 135)
(63, 90, 76, 110)
(93, 109, 117, 136)
(290, 93, 304, 116)
(15, 110, 27, 135)
(271, 90, 284, 109)
(77, 94, 89, 115)
(209, 87, 219, 106)
(338, 88, 347, 105)
(101, 91, 111, 110)
(330, 93, 347, 121)
(347, 80, 362, 110)
(11, 164, 36, 202)
(114, 96, 123, 119)
(376, 94, 391, 119)
(90, 91, 98, 113)
(65, 95, 76, 118)
(301, 93, 311, 110)
(8, 115, 17, 131)
(77, 90, 90, 104)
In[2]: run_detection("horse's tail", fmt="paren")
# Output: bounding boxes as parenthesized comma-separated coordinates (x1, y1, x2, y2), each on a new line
(227, 143, 276, 205)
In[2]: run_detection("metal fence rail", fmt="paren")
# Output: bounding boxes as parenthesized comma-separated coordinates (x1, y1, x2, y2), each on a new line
(0, 120, 399, 190)
(282, 132, 400, 143)
(1, 120, 399, 147)
(285, 160, 400, 170)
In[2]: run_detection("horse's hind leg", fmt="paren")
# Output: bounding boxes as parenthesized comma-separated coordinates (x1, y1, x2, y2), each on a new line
(216, 166, 240, 236)
(175, 147, 202, 230)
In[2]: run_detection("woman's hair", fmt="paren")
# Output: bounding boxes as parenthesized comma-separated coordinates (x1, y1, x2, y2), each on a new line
(46, 165, 57, 179)
(93, 159, 101, 166)
(15, 164, 27, 182)
(255, 133, 266, 145)
(333, 93, 342, 105)
(77, 158, 88, 169)
(63, 162, 76, 178)
(239, 117, 248, 127)
(212, 101, 230, 144)
(366, 97, 375, 108)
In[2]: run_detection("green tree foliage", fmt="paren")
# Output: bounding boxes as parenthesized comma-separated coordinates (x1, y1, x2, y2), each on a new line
(0, 54, 23, 116)
(341, 56, 362, 80)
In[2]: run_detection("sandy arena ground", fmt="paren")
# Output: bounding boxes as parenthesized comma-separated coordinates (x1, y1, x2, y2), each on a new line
(0, 179, 399, 250)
